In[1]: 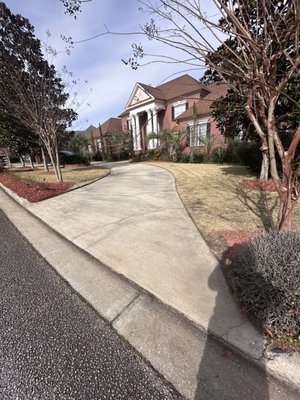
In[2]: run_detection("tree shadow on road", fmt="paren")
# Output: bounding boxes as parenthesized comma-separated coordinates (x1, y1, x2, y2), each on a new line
(194, 244, 270, 400)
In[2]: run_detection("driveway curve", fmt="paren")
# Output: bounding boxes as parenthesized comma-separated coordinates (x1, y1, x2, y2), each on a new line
(27, 161, 263, 357)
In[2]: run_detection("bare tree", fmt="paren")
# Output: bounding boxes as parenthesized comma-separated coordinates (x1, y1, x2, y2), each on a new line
(126, 0, 300, 231)
(0, 3, 77, 182)
(0, 60, 76, 182)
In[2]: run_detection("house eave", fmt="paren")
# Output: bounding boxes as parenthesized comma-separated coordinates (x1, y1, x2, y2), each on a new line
(176, 111, 212, 123)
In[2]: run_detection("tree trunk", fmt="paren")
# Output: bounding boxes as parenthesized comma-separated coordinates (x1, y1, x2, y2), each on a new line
(41, 148, 49, 172)
(259, 152, 269, 181)
(29, 155, 34, 169)
(275, 158, 293, 231)
(276, 190, 293, 231)
(55, 146, 63, 182)
(19, 155, 25, 167)
(45, 145, 63, 182)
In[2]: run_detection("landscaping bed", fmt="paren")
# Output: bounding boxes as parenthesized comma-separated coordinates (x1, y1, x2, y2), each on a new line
(0, 173, 72, 202)
(0, 166, 109, 202)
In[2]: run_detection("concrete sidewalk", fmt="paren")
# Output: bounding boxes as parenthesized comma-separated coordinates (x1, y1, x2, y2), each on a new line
(1, 161, 300, 398)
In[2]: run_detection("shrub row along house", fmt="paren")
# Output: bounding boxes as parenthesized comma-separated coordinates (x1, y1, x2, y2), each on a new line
(89, 74, 228, 159)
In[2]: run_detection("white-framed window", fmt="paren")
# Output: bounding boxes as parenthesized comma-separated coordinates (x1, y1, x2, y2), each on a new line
(126, 119, 132, 132)
(172, 100, 188, 120)
(188, 122, 211, 146)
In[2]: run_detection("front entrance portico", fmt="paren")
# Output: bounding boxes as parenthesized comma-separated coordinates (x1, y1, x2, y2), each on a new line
(129, 102, 163, 152)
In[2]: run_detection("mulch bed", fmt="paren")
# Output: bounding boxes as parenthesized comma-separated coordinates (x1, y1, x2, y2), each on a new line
(207, 229, 262, 270)
(242, 179, 276, 192)
(0, 173, 72, 202)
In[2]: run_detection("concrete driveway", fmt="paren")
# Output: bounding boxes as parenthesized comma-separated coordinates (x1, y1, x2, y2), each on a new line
(27, 161, 263, 357)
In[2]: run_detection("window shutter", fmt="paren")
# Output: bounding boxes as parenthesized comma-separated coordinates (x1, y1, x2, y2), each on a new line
(206, 122, 211, 138)
(171, 106, 175, 121)
(186, 126, 190, 146)
(185, 102, 189, 111)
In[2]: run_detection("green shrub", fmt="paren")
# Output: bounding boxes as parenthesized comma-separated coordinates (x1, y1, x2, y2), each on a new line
(211, 147, 227, 164)
(190, 150, 205, 164)
(92, 151, 102, 161)
(218, 141, 263, 172)
(230, 231, 300, 349)
(145, 149, 162, 160)
(107, 150, 130, 162)
(59, 152, 89, 165)
(178, 152, 191, 163)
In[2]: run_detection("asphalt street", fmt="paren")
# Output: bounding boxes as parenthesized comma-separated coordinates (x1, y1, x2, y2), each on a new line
(0, 210, 181, 399)
(1, 206, 300, 400)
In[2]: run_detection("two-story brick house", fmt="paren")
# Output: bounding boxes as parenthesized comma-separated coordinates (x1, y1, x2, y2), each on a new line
(119, 74, 228, 153)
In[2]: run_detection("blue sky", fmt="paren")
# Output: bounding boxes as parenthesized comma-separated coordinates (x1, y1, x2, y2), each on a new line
(5, 0, 219, 130)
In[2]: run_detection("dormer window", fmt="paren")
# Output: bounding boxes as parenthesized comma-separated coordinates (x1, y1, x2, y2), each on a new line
(172, 100, 188, 120)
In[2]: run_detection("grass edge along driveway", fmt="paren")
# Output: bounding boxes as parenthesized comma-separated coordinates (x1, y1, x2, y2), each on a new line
(146, 162, 300, 255)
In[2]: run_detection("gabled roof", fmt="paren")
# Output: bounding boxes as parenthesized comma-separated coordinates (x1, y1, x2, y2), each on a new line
(154, 74, 203, 101)
(92, 118, 122, 139)
(125, 83, 155, 109)
(123, 74, 203, 112)
(176, 83, 228, 121)
(101, 117, 122, 135)
(138, 83, 165, 101)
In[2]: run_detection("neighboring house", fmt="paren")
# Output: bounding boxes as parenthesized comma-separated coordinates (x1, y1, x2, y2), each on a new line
(119, 74, 228, 153)
(91, 117, 129, 157)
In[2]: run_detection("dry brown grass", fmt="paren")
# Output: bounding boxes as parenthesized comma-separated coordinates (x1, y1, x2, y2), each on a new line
(147, 162, 300, 240)
(9, 165, 109, 190)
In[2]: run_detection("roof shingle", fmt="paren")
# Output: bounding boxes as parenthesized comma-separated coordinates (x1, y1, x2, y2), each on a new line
(138, 74, 202, 103)
(91, 118, 122, 139)
(176, 83, 228, 121)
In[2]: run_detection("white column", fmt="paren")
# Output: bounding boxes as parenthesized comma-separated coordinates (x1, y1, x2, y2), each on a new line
(135, 114, 141, 151)
(131, 115, 137, 151)
(146, 109, 154, 150)
(152, 109, 158, 133)
(152, 109, 159, 148)
(155, 108, 160, 133)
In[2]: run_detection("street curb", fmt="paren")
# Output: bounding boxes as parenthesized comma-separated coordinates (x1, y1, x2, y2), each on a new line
(1, 179, 300, 396)
(0, 182, 30, 206)
(0, 167, 110, 205)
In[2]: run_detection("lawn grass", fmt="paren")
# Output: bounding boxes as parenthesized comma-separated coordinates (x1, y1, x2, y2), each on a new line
(0, 165, 109, 202)
(9, 165, 109, 189)
(147, 162, 300, 254)
(146, 162, 300, 351)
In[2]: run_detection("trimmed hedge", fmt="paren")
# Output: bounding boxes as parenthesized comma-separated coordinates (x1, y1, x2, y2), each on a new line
(230, 231, 300, 349)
